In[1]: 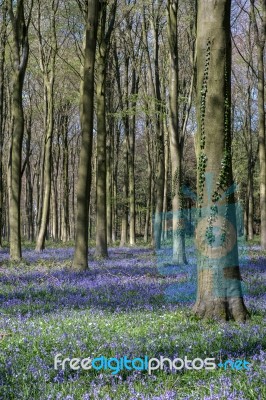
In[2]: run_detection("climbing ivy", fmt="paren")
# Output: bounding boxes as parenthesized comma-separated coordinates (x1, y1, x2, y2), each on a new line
(212, 53, 231, 204)
(198, 39, 211, 211)
(211, 51, 231, 246)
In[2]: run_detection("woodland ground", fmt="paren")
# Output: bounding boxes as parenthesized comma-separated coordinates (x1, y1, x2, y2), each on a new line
(0, 240, 265, 400)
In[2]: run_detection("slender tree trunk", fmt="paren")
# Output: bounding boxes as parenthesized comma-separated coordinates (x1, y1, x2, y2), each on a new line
(52, 175, 58, 241)
(193, 0, 248, 321)
(112, 124, 119, 243)
(153, 21, 165, 250)
(8, 0, 32, 260)
(25, 114, 34, 241)
(95, 0, 116, 256)
(95, 3, 108, 257)
(73, 0, 99, 270)
(142, 9, 164, 248)
(247, 167, 254, 241)
(106, 128, 112, 244)
(36, 82, 54, 250)
(128, 69, 138, 246)
(62, 107, 70, 242)
(120, 139, 128, 246)
(119, 56, 130, 247)
(168, 0, 187, 264)
(35, 1, 57, 251)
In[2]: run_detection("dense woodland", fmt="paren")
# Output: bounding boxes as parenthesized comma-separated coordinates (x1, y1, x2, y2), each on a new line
(0, 0, 265, 321)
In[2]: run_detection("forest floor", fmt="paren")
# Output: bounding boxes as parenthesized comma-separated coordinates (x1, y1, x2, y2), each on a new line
(0, 241, 265, 399)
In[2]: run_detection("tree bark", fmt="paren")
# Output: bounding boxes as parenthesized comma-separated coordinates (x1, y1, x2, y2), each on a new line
(250, 0, 266, 249)
(8, 0, 32, 260)
(142, 8, 165, 249)
(128, 69, 138, 246)
(62, 107, 70, 242)
(193, 0, 249, 321)
(167, 0, 187, 264)
(0, 1, 7, 247)
(73, 0, 99, 270)
(35, 0, 58, 251)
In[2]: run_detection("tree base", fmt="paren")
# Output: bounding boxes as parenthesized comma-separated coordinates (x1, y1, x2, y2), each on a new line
(72, 263, 88, 272)
(172, 255, 188, 265)
(192, 297, 250, 322)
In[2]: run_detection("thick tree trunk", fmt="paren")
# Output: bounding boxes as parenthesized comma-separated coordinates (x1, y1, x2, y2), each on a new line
(0, 1, 7, 248)
(257, 45, 266, 248)
(73, 0, 99, 270)
(9, 72, 24, 260)
(193, 0, 248, 321)
(250, 0, 266, 249)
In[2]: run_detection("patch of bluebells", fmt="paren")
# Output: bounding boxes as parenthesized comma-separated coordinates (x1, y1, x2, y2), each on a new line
(0, 245, 265, 399)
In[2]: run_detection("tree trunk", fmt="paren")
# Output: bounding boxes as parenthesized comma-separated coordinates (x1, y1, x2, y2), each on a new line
(62, 106, 70, 242)
(120, 139, 128, 246)
(144, 118, 152, 243)
(247, 168, 254, 241)
(25, 114, 34, 242)
(9, 72, 24, 259)
(0, 1, 7, 248)
(162, 122, 169, 242)
(95, 0, 116, 256)
(153, 21, 165, 250)
(193, 0, 249, 321)
(36, 82, 54, 250)
(95, 3, 108, 258)
(250, 0, 266, 249)
(73, 0, 99, 270)
(35, 0, 57, 251)
(128, 69, 138, 246)
(106, 127, 112, 244)
(168, 0, 187, 264)
(8, 0, 32, 260)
